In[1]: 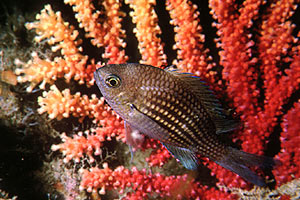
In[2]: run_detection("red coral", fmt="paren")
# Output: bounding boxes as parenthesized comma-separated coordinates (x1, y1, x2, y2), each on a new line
(273, 101, 300, 185)
(80, 163, 238, 199)
(146, 143, 171, 167)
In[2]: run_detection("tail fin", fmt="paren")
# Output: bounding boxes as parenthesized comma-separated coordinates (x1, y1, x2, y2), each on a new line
(214, 147, 278, 186)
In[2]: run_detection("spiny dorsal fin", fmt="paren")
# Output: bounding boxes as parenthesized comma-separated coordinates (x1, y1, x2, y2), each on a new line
(165, 67, 238, 134)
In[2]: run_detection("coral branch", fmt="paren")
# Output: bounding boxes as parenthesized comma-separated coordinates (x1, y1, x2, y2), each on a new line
(146, 142, 171, 167)
(65, 0, 128, 63)
(15, 5, 95, 92)
(52, 127, 125, 163)
(79, 163, 237, 199)
(125, 0, 167, 67)
(37, 85, 123, 130)
(274, 101, 300, 185)
(102, 0, 128, 63)
(166, 0, 215, 83)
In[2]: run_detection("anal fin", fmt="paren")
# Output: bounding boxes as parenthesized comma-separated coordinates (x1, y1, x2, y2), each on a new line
(162, 142, 199, 170)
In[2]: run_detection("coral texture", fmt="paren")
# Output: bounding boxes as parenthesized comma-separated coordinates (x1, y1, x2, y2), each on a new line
(15, 0, 300, 199)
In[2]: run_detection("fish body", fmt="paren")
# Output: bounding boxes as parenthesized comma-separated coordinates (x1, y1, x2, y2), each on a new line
(94, 63, 276, 186)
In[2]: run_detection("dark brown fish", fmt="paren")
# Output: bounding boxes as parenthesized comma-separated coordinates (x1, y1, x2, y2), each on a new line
(94, 63, 276, 186)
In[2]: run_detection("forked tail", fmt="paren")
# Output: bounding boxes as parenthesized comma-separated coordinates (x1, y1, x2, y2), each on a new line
(215, 147, 278, 186)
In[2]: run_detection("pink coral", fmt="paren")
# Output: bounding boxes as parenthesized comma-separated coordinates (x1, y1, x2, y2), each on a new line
(79, 163, 238, 199)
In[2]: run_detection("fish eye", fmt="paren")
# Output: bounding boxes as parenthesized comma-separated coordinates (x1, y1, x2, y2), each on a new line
(105, 75, 121, 88)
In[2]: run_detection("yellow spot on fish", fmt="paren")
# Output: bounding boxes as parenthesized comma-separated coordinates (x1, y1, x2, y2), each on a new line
(142, 109, 148, 114)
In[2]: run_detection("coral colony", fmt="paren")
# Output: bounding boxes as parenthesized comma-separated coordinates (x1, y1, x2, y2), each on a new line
(15, 0, 299, 199)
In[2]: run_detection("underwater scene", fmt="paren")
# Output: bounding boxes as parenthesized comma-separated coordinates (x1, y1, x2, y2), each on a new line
(0, 0, 299, 199)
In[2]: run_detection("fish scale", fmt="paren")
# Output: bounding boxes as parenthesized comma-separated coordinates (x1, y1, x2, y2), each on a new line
(140, 67, 226, 160)
(94, 63, 278, 186)
(138, 100, 194, 147)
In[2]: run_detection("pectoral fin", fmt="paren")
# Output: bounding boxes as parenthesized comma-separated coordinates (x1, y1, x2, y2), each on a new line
(162, 142, 199, 170)
(124, 121, 144, 150)
(124, 121, 144, 162)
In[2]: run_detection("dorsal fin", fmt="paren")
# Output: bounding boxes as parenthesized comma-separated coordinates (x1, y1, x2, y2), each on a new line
(165, 67, 238, 134)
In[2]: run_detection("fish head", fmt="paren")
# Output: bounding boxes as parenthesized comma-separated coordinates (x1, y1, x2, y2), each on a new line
(94, 64, 140, 117)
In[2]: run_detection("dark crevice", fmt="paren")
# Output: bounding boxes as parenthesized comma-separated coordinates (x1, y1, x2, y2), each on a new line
(281, 88, 300, 112)
(265, 121, 282, 158)
(192, 0, 220, 68)
(51, 1, 104, 64)
(264, 88, 300, 186)
(196, 163, 219, 187)
(155, 0, 176, 66)
(291, 2, 300, 36)
(121, 2, 141, 63)
(0, 121, 49, 200)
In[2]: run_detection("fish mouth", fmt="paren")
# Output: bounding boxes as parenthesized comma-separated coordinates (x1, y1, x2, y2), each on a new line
(94, 69, 103, 89)
(94, 73, 100, 88)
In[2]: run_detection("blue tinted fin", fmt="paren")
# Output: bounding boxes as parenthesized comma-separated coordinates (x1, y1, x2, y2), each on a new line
(161, 142, 199, 170)
(165, 68, 238, 134)
(164, 65, 177, 71)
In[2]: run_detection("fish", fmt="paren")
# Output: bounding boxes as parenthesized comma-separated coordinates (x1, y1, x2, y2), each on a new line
(94, 63, 277, 186)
